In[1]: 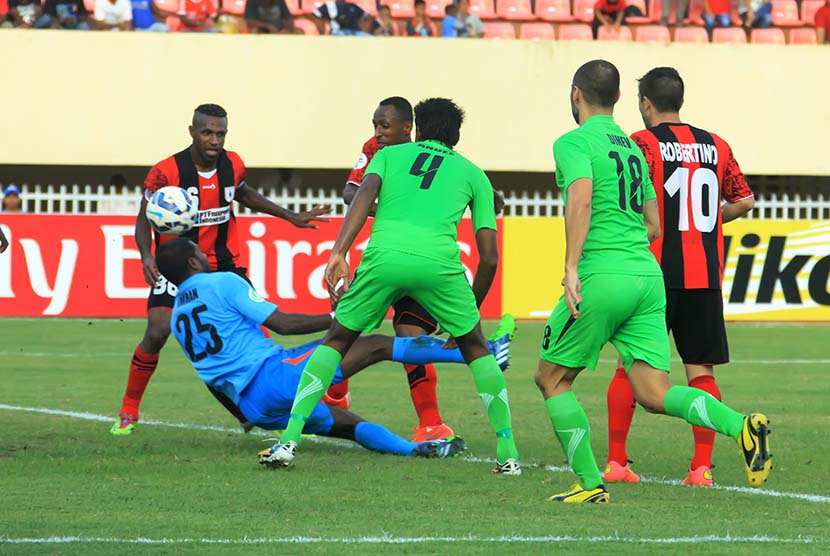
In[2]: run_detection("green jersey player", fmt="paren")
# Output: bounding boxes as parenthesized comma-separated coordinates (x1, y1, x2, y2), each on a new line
(262, 98, 521, 475)
(535, 60, 773, 503)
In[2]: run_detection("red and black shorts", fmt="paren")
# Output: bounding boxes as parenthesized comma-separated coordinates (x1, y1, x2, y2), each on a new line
(666, 288, 729, 366)
(147, 266, 250, 310)
(392, 296, 439, 335)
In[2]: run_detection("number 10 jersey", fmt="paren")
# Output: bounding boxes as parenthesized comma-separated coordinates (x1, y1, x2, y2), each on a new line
(632, 123, 753, 289)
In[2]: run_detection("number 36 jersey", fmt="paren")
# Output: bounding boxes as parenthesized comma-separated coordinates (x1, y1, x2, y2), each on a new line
(553, 115, 661, 278)
(632, 123, 753, 289)
(172, 271, 279, 404)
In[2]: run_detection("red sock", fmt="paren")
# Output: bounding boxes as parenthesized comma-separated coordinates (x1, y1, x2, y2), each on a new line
(326, 380, 350, 400)
(607, 367, 636, 466)
(405, 363, 442, 427)
(120, 344, 160, 418)
(689, 374, 721, 470)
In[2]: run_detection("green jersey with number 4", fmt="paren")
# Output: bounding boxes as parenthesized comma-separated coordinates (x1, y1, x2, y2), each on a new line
(554, 115, 662, 277)
(364, 139, 496, 266)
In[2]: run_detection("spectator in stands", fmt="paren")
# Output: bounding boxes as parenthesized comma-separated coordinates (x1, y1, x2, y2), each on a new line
(702, 0, 731, 38)
(7, 0, 43, 27)
(3, 185, 22, 213)
(738, 0, 772, 28)
(34, 0, 90, 28)
(406, 0, 434, 36)
(0, 0, 8, 27)
(130, 0, 170, 30)
(311, 1, 373, 35)
(592, 0, 626, 39)
(244, 0, 296, 33)
(659, 0, 689, 26)
(441, 3, 458, 37)
(816, 0, 830, 43)
(456, 0, 483, 37)
(92, 0, 132, 29)
(177, 0, 218, 31)
(375, 4, 395, 35)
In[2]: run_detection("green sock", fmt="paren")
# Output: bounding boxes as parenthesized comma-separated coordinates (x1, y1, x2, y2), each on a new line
(281, 344, 342, 445)
(663, 385, 744, 440)
(469, 355, 519, 463)
(545, 391, 603, 490)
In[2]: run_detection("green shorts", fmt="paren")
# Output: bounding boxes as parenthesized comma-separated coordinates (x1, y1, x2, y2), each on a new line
(335, 248, 480, 338)
(540, 273, 670, 372)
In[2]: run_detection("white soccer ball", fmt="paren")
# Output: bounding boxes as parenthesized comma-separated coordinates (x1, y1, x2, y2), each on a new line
(146, 186, 198, 236)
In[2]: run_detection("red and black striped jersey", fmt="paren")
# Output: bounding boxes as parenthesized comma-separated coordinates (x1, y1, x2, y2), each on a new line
(144, 148, 247, 270)
(346, 137, 380, 188)
(633, 123, 753, 289)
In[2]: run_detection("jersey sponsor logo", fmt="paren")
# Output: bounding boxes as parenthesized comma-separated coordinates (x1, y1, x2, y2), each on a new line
(248, 288, 265, 303)
(224, 186, 235, 204)
(659, 141, 718, 165)
(354, 153, 368, 170)
(202, 183, 217, 190)
(195, 206, 231, 227)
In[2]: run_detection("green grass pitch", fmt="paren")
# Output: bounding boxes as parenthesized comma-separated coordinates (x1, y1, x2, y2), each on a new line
(0, 318, 828, 555)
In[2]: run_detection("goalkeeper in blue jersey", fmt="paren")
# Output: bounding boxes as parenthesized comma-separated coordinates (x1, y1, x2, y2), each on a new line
(155, 238, 513, 465)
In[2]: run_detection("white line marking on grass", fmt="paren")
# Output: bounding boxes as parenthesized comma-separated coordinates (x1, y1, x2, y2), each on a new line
(2, 351, 830, 365)
(0, 534, 826, 546)
(3, 403, 829, 505)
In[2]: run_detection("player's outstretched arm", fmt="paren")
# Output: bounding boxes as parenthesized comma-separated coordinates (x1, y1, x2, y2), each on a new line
(471, 228, 499, 308)
(263, 309, 333, 336)
(234, 184, 331, 229)
(722, 196, 755, 223)
(562, 178, 593, 318)
(135, 196, 159, 286)
(643, 199, 661, 243)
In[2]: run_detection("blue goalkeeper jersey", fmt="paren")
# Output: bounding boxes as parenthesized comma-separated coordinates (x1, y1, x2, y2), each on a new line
(171, 271, 279, 403)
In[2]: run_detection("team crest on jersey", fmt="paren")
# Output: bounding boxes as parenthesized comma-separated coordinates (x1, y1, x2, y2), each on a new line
(248, 288, 265, 303)
(224, 185, 235, 203)
(354, 153, 368, 170)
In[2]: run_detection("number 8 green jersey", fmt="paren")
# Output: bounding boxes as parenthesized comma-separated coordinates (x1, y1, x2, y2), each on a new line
(553, 115, 662, 277)
(364, 139, 496, 267)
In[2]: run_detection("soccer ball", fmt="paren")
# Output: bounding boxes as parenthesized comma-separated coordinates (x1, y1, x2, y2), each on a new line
(146, 186, 198, 236)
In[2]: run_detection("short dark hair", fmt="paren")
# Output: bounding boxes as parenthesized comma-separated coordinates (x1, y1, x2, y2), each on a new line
(156, 238, 199, 286)
(378, 96, 413, 122)
(379, 4, 390, 11)
(194, 104, 227, 119)
(414, 98, 465, 148)
(572, 60, 620, 108)
(445, 4, 457, 14)
(414, 0, 425, 5)
(638, 67, 684, 113)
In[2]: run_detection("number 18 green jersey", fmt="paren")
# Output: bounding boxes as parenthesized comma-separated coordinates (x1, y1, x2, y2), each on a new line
(364, 139, 496, 266)
(553, 115, 662, 277)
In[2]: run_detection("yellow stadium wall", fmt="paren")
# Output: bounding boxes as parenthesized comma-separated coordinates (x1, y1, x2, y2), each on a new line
(2, 30, 829, 174)
(502, 217, 830, 321)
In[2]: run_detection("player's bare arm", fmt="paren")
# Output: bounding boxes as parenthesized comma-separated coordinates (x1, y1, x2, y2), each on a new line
(343, 182, 378, 215)
(263, 309, 333, 336)
(234, 183, 332, 228)
(643, 198, 661, 243)
(135, 196, 160, 286)
(493, 189, 505, 215)
(722, 196, 755, 223)
(324, 173, 381, 300)
(562, 178, 593, 318)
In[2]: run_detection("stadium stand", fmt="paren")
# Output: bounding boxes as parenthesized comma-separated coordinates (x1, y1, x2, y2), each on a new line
(771, 0, 802, 26)
(558, 22, 593, 39)
(425, 0, 452, 18)
(625, 0, 652, 24)
(789, 26, 819, 43)
(470, 0, 498, 19)
(572, 0, 594, 23)
(352, 0, 378, 16)
(535, 0, 573, 22)
(284, 0, 302, 15)
(497, 0, 534, 20)
(598, 24, 633, 40)
(712, 27, 747, 43)
(222, 0, 247, 15)
(802, 0, 824, 23)
(293, 17, 320, 33)
(483, 20, 516, 37)
(673, 25, 710, 42)
(750, 27, 786, 43)
(519, 21, 556, 39)
(635, 24, 671, 43)
(385, 0, 416, 18)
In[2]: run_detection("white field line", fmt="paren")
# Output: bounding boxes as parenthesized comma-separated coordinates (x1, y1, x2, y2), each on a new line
(2, 403, 829, 505)
(0, 534, 826, 546)
(1, 351, 828, 365)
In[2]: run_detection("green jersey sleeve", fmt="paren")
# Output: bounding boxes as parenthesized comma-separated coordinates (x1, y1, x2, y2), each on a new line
(469, 167, 497, 232)
(553, 133, 593, 191)
(365, 147, 387, 181)
(640, 152, 657, 201)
